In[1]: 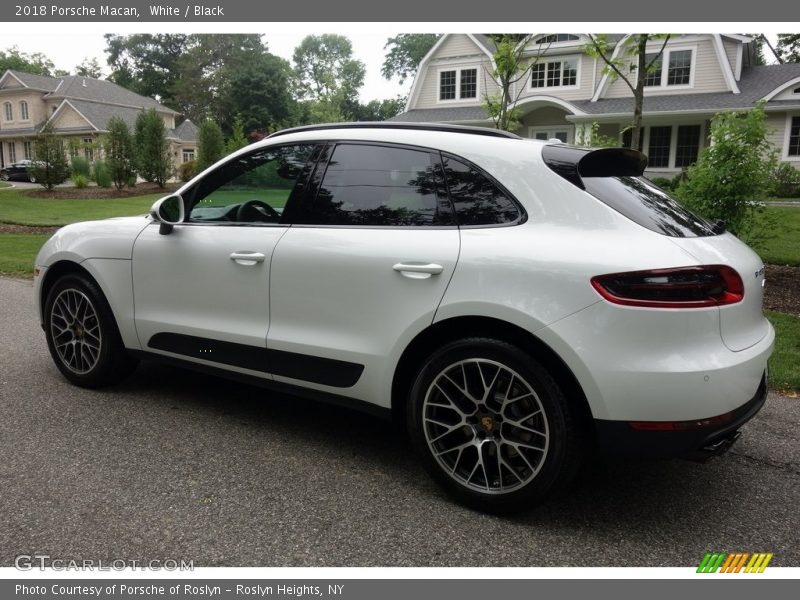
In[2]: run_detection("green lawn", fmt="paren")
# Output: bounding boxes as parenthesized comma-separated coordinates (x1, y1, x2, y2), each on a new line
(752, 206, 800, 266)
(0, 233, 50, 276)
(766, 311, 800, 394)
(0, 181, 11, 189)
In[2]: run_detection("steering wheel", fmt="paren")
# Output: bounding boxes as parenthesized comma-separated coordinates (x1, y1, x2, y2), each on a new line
(235, 199, 281, 223)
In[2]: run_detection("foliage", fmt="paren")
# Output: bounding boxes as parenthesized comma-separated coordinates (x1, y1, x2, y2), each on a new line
(585, 34, 671, 149)
(482, 35, 536, 132)
(197, 119, 226, 171)
(30, 122, 69, 190)
(575, 122, 621, 148)
(69, 156, 91, 178)
(769, 162, 800, 198)
(75, 57, 103, 78)
(649, 176, 674, 191)
(133, 108, 173, 187)
(104, 34, 190, 102)
(0, 46, 56, 76)
(381, 34, 440, 83)
(765, 311, 800, 393)
(178, 160, 198, 182)
(92, 160, 112, 188)
(350, 97, 406, 121)
(225, 116, 249, 153)
(674, 103, 778, 243)
(103, 116, 135, 190)
(776, 34, 800, 62)
(71, 174, 89, 188)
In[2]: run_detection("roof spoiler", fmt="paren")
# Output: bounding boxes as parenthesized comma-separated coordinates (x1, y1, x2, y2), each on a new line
(541, 145, 648, 190)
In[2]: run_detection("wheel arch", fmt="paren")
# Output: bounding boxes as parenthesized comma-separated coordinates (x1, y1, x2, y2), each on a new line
(391, 316, 595, 437)
(39, 260, 97, 322)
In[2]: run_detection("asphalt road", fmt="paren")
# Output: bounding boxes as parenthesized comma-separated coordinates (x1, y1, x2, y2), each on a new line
(1, 276, 798, 567)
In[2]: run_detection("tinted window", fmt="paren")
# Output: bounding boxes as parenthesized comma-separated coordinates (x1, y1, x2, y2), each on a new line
(307, 144, 447, 226)
(583, 176, 715, 237)
(187, 144, 315, 223)
(442, 156, 521, 226)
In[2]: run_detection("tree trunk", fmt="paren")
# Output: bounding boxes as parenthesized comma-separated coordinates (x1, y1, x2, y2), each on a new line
(630, 36, 649, 151)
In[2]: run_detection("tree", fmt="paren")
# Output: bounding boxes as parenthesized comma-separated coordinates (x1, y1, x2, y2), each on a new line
(350, 97, 406, 121)
(103, 116, 135, 190)
(197, 119, 225, 171)
(585, 34, 671, 150)
(0, 46, 55, 76)
(30, 123, 68, 190)
(381, 34, 440, 83)
(776, 34, 800, 62)
(481, 35, 539, 132)
(104, 34, 190, 101)
(292, 34, 365, 120)
(675, 102, 777, 242)
(225, 116, 248, 153)
(133, 109, 172, 187)
(75, 57, 103, 78)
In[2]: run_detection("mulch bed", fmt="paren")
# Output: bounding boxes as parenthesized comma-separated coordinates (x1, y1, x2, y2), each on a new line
(0, 224, 60, 235)
(22, 182, 180, 199)
(764, 265, 800, 317)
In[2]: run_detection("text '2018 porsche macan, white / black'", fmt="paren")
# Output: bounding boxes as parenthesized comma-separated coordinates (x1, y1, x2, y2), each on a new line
(34, 123, 773, 512)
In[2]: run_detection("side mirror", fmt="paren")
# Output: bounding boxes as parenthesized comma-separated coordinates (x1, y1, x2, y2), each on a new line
(150, 194, 185, 235)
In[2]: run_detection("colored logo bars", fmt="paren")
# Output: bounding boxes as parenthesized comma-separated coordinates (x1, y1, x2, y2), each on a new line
(697, 552, 773, 573)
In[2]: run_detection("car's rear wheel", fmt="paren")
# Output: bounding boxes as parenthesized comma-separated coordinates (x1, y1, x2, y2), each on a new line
(44, 274, 138, 388)
(407, 338, 581, 513)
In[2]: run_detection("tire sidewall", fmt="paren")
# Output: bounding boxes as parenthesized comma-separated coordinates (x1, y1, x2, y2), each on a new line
(407, 338, 573, 512)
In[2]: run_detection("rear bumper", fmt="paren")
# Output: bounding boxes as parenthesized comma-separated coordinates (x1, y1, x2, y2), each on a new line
(594, 372, 768, 460)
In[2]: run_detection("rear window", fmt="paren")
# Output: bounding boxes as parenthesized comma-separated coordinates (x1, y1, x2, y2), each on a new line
(582, 176, 716, 237)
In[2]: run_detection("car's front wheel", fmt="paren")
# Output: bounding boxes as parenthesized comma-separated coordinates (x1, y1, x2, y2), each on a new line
(44, 274, 138, 388)
(28, 173, 36, 183)
(407, 338, 581, 513)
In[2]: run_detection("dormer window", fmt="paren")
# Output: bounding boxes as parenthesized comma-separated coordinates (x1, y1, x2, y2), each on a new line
(642, 47, 694, 88)
(793, 87, 800, 95)
(535, 34, 580, 44)
(19, 101, 29, 121)
(3, 102, 12, 121)
(531, 58, 579, 89)
(438, 67, 478, 101)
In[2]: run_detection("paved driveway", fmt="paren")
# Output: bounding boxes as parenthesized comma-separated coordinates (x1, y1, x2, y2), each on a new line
(1, 276, 798, 567)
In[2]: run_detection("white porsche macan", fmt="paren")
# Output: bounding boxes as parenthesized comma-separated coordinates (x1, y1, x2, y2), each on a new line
(34, 123, 774, 512)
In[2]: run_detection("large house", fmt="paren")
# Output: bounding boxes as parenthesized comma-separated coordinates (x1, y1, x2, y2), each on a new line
(391, 34, 800, 176)
(0, 69, 197, 172)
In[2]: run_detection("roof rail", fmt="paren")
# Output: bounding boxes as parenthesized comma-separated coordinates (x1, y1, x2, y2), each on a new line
(267, 122, 522, 140)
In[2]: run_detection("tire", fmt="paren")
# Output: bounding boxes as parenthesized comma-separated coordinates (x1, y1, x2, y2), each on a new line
(28, 174, 36, 183)
(407, 337, 581, 513)
(44, 274, 138, 388)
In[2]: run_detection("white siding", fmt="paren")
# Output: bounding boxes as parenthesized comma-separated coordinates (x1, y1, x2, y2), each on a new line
(603, 38, 729, 98)
(519, 106, 573, 127)
(433, 34, 485, 60)
(723, 38, 739, 76)
(772, 84, 800, 101)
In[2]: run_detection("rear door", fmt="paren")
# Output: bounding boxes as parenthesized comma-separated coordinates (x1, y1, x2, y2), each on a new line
(267, 142, 460, 400)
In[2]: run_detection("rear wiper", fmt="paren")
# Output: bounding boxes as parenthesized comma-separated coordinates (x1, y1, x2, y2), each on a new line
(711, 219, 726, 234)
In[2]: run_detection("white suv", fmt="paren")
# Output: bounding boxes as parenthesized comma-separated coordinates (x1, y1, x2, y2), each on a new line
(35, 123, 773, 512)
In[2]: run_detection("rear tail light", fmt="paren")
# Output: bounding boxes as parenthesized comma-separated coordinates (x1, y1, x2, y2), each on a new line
(591, 265, 744, 308)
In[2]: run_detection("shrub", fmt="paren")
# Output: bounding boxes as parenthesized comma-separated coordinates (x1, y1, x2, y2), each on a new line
(649, 176, 673, 191)
(31, 122, 69, 190)
(197, 119, 225, 171)
(769, 162, 800, 198)
(92, 160, 112, 188)
(178, 160, 198, 182)
(103, 116, 135, 191)
(126, 174, 138, 188)
(70, 156, 91, 178)
(134, 108, 173, 187)
(71, 174, 89, 188)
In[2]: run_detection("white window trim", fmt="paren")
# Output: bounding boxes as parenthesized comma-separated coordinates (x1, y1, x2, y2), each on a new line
(8, 142, 16, 163)
(529, 55, 581, 91)
(436, 66, 481, 104)
(640, 44, 697, 91)
(528, 126, 574, 144)
(783, 113, 800, 162)
(23, 141, 33, 161)
(629, 122, 706, 171)
(182, 149, 195, 163)
(3, 102, 12, 122)
(19, 100, 29, 121)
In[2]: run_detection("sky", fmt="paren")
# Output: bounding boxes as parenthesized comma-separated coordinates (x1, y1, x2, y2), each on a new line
(0, 29, 786, 105)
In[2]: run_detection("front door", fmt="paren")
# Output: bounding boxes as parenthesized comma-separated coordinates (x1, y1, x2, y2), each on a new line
(132, 143, 317, 375)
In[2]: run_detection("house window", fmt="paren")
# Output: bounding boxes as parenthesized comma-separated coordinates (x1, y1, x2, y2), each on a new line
(675, 125, 701, 167)
(23, 141, 33, 160)
(8, 142, 16, 163)
(3, 102, 12, 121)
(531, 58, 578, 88)
(83, 137, 94, 162)
(793, 87, 800, 95)
(20, 101, 29, 121)
(183, 149, 195, 163)
(789, 116, 800, 157)
(439, 67, 478, 101)
(536, 34, 580, 44)
(641, 47, 694, 88)
(642, 53, 663, 87)
(647, 126, 672, 168)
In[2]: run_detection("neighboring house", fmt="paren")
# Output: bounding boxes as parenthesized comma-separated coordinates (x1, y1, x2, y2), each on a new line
(0, 69, 197, 172)
(390, 34, 800, 176)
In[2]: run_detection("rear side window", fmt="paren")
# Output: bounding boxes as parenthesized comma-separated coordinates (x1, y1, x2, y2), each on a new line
(307, 143, 449, 226)
(582, 176, 715, 237)
(441, 156, 521, 226)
